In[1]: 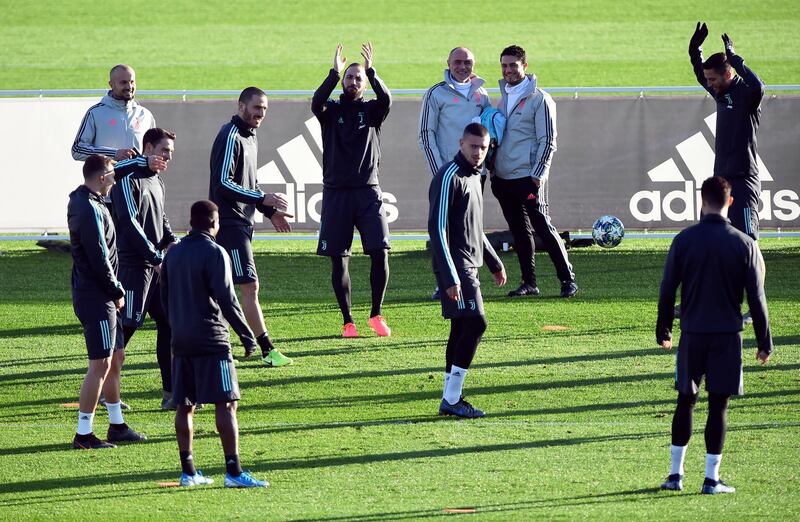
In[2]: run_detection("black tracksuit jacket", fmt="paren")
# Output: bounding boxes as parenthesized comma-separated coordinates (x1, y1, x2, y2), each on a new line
(311, 68, 392, 189)
(428, 152, 503, 290)
(690, 49, 765, 180)
(160, 229, 256, 356)
(68, 185, 125, 300)
(209, 115, 276, 227)
(656, 214, 772, 354)
(111, 156, 177, 267)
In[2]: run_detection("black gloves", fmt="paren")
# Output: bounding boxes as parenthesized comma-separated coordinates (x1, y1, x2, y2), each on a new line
(722, 33, 736, 59)
(690, 21, 708, 50)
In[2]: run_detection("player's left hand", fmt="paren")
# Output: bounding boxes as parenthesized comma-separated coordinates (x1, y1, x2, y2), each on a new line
(147, 155, 168, 172)
(361, 42, 373, 70)
(531, 178, 541, 188)
(722, 33, 735, 58)
(660, 340, 673, 350)
(757, 350, 770, 365)
(493, 267, 507, 286)
(270, 210, 293, 232)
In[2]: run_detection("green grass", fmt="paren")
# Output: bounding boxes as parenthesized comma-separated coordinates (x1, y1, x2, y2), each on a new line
(0, 238, 798, 519)
(1, 0, 799, 90)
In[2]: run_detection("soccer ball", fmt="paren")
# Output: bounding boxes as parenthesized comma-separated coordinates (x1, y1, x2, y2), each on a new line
(592, 215, 624, 248)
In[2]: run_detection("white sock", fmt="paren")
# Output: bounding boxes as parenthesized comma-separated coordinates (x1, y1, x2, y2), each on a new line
(77, 411, 95, 435)
(670, 444, 687, 476)
(443, 365, 467, 405)
(106, 402, 125, 425)
(705, 453, 722, 481)
(443, 371, 450, 388)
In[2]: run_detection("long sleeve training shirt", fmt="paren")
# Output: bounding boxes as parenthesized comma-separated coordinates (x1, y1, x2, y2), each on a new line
(311, 68, 392, 189)
(428, 152, 503, 290)
(161, 229, 257, 356)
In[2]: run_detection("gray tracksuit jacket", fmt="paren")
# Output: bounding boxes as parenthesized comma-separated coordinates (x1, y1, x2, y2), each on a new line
(418, 71, 491, 177)
(71, 93, 156, 160)
(493, 74, 557, 183)
(161, 229, 257, 356)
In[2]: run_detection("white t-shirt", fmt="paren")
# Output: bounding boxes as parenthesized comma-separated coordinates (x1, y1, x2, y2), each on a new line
(453, 80, 471, 98)
(505, 77, 530, 113)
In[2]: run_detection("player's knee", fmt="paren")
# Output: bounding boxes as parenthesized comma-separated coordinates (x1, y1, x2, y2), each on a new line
(708, 393, 730, 412)
(677, 392, 698, 409)
(88, 357, 112, 376)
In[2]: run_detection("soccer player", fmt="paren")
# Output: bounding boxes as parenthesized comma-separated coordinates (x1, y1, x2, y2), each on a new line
(419, 47, 491, 300)
(689, 23, 765, 240)
(311, 43, 393, 338)
(68, 154, 146, 449)
(209, 87, 294, 367)
(110, 128, 178, 410)
(161, 200, 268, 488)
(656, 176, 772, 494)
(72, 64, 156, 161)
(490, 45, 577, 298)
(428, 123, 506, 418)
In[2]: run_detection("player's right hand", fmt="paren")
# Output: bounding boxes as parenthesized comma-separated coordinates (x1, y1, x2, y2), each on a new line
(114, 296, 125, 310)
(147, 155, 168, 172)
(263, 192, 288, 211)
(114, 148, 135, 160)
(334, 44, 346, 73)
(722, 33, 735, 58)
(445, 284, 461, 302)
(660, 340, 673, 350)
(757, 350, 770, 365)
(690, 21, 708, 49)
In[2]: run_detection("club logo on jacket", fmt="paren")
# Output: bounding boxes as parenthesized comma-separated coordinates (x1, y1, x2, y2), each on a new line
(109, 118, 118, 126)
(357, 112, 366, 130)
(724, 94, 733, 109)
(468, 299, 476, 311)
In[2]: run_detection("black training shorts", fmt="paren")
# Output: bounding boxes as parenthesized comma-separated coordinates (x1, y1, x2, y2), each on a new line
(436, 267, 485, 319)
(216, 225, 258, 284)
(118, 264, 157, 328)
(317, 186, 390, 257)
(675, 331, 744, 396)
(172, 352, 241, 405)
(72, 289, 124, 360)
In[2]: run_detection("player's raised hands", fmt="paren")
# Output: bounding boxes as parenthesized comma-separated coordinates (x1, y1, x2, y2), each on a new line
(361, 42, 373, 70)
(263, 192, 288, 211)
(334, 44, 346, 73)
(690, 22, 708, 49)
(270, 210, 293, 233)
(722, 33, 735, 58)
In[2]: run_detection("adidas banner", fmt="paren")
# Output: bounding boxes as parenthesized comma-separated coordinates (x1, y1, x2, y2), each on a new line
(0, 96, 798, 232)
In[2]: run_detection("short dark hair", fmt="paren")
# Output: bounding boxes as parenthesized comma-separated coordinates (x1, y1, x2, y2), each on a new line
(701, 176, 732, 209)
(83, 154, 115, 179)
(190, 200, 219, 230)
(143, 128, 176, 150)
(239, 86, 267, 104)
(702, 53, 731, 75)
(501, 45, 526, 63)
(344, 62, 364, 74)
(463, 123, 489, 139)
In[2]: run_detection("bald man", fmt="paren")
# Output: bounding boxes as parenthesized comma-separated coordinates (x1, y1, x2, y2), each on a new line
(419, 47, 491, 300)
(72, 64, 156, 161)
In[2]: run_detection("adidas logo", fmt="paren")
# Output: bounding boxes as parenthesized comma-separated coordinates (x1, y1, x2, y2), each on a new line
(630, 112, 799, 223)
(256, 117, 399, 225)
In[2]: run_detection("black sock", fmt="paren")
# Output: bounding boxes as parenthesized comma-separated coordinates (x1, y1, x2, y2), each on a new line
(109, 422, 128, 430)
(331, 256, 354, 324)
(75, 432, 91, 441)
(180, 450, 197, 476)
(256, 332, 274, 357)
(225, 454, 243, 476)
(369, 250, 389, 318)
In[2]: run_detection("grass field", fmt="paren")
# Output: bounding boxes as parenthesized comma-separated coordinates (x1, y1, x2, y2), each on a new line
(2, 0, 800, 91)
(0, 238, 798, 520)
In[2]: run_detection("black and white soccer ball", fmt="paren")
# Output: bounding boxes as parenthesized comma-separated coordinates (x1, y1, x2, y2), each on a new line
(592, 215, 625, 248)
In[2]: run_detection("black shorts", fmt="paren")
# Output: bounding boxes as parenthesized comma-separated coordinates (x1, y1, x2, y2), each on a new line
(216, 225, 258, 284)
(723, 176, 760, 240)
(72, 290, 124, 360)
(675, 331, 744, 396)
(317, 186, 390, 256)
(172, 353, 241, 405)
(436, 268, 485, 319)
(118, 264, 156, 328)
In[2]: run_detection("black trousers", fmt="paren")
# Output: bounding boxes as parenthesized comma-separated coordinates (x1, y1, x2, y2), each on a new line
(490, 176, 574, 285)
